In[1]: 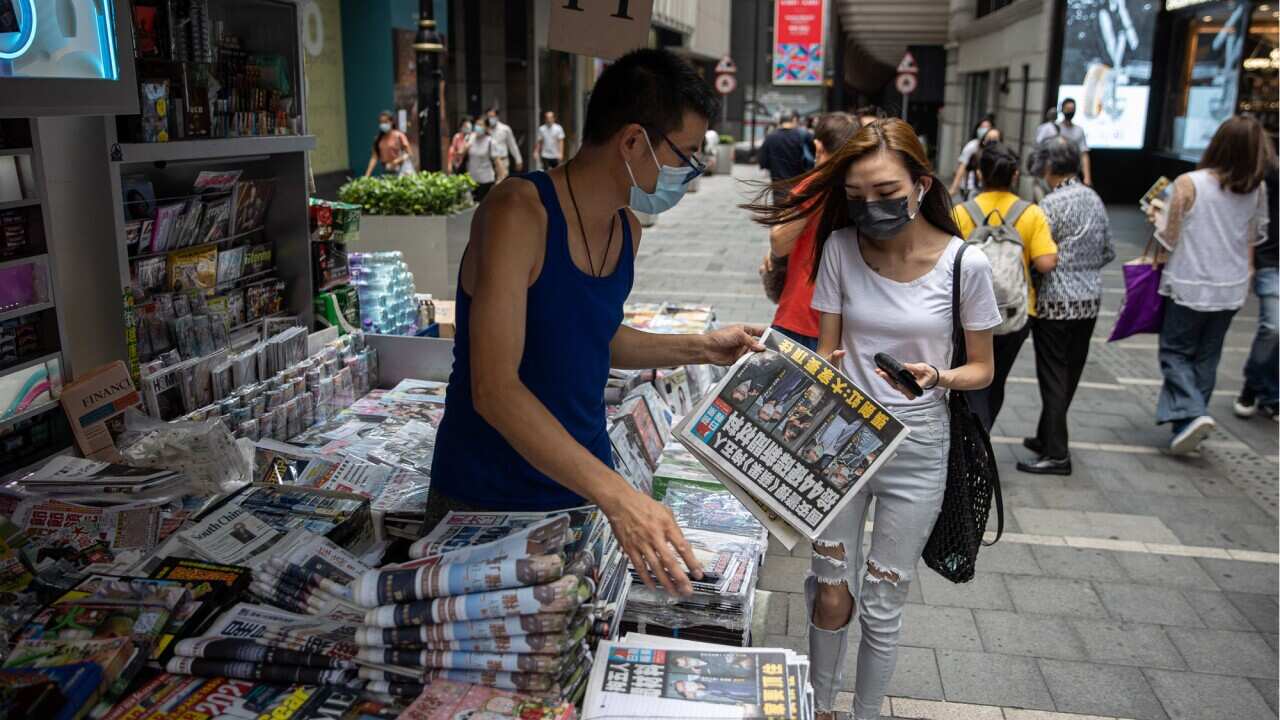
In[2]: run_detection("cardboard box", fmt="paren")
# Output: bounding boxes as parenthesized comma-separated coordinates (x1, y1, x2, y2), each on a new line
(435, 299, 456, 339)
(59, 361, 141, 462)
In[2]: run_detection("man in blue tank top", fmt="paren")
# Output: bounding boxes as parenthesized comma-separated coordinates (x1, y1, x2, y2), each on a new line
(428, 49, 764, 597)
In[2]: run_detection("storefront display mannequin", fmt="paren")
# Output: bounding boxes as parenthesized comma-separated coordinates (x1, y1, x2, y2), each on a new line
(428, 48, 764, 598)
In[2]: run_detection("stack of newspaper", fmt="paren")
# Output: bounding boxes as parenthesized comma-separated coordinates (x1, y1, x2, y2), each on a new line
(398, 678, 575, 719)
(164, 602, 362, 687)
(582, 633, 812, 720)
(675, 329, 909, 549)
(344, 511, 621, 702)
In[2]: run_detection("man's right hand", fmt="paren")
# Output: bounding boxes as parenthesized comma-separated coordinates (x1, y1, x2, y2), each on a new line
(599, 482, 703, 597)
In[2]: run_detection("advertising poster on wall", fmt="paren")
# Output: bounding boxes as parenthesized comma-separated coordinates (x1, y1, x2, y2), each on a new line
(773, 0, 825, 86)
(1055, 0, 1157, 149)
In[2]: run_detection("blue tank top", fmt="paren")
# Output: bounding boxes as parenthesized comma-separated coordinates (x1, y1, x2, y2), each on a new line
(430, 171, 634, 510)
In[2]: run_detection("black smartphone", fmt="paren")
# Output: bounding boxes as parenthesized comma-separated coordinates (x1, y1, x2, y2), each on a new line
(874, 352, 923, 398)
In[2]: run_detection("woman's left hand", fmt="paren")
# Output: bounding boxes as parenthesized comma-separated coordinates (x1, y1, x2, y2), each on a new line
(875, 362, 940, 399)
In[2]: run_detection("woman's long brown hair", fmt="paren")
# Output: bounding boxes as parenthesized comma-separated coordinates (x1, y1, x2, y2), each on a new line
(1199, 115, 1273, 194)
(743, 118, 960, 281)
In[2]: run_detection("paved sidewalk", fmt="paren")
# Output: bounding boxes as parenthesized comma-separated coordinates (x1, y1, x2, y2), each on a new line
(633, 166, 1280, 720)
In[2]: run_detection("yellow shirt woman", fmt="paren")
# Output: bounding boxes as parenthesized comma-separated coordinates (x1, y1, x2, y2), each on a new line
(952, 190, 1058, 316)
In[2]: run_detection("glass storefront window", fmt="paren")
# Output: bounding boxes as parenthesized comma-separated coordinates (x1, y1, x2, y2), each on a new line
(1161, 1, 1251, 160)
(1238, 5, 1279, 143)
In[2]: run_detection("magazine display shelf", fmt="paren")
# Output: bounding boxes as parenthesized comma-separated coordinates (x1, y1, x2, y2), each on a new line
(0, 118, 74, 470)
(86, 0, 316, 383)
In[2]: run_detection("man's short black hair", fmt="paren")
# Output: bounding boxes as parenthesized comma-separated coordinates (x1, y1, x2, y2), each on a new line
(1060, 97, 1076, 109)
(582, 48, 719, 146)
(978, 142, 1020, 189)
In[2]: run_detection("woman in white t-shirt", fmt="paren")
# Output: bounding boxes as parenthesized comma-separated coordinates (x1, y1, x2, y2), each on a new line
(749, 118, 1000, 720)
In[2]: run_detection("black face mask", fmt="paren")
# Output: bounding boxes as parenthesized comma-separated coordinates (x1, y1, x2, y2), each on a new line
(1062, 110, 1075, 121)
(847, 186, 921, 240)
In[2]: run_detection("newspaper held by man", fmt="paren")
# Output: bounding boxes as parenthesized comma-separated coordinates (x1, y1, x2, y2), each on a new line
(677, 329, 908, 545)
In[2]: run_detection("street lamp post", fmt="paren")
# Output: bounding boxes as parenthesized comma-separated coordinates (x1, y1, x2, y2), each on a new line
(414, 3, 446, 172)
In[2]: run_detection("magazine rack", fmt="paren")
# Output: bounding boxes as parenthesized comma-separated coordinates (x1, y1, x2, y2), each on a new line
(0, 118, 74, 472)
(28, 0, 317, 385)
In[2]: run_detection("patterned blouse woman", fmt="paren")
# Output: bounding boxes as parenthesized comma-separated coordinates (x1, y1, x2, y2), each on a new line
(1018, 136, 1115, 475)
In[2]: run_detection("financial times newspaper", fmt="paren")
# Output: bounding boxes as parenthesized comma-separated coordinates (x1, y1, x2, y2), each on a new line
(677, 329, 907, 543)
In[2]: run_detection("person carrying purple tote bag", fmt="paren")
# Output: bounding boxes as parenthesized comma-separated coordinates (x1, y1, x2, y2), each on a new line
(1108, 235, 1165, 342)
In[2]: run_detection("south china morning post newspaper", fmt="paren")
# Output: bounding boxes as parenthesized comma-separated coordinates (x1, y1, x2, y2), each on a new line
(677, 329, 908, 541)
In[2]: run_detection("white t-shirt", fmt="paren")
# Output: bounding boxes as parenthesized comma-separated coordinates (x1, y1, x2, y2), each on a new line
(810, 231, 1002, 409)
(537, 123, 565, 159)
(466, 134, 496, 184)
(1034, 121, 1059, 144)
(957, 138, 980, 166)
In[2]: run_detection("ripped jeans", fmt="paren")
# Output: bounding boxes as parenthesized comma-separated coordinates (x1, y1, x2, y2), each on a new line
(808, 400, 949, 719)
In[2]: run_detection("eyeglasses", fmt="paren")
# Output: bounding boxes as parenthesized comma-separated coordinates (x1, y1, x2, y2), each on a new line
(662, 134, 707, 185)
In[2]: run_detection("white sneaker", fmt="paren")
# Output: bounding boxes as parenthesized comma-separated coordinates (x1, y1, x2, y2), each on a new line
(1233, 393, 1258, 418)
(1170, 416, 1216, 455)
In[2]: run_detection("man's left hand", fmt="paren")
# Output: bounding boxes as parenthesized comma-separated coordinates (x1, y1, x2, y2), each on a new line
(702, 325, 766, 366)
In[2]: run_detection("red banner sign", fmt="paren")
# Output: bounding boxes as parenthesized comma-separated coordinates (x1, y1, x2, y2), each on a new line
(773, 0, 825, 86)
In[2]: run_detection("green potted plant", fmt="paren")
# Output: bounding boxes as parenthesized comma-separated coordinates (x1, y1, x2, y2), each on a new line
(338, 172, 479, 299)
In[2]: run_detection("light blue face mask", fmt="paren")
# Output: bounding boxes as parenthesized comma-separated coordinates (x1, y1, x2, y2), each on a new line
(625, 130, 693, 215)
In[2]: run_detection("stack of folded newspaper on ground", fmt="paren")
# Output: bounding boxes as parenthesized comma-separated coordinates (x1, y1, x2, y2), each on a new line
(344, 512, 615, 703)
(582, 633, 813, 720)
(675, 329, 909, 549)
(398, 678, 576, 719)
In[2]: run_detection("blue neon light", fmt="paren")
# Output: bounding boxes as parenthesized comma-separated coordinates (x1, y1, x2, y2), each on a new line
(0, 0, 37, 61)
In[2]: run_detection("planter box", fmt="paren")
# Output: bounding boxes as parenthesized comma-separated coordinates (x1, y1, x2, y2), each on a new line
(353, 207, 476, 300)
(714, 145, 733, 174)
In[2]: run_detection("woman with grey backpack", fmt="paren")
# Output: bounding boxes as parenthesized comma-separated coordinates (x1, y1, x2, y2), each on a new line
(952, 143, 1059, 432)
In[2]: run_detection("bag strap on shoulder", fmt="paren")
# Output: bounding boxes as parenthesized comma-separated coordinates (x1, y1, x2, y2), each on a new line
(961, 201, 985, 229)
(1004, 199, 1031, 228)
(951, 244, 968, 369)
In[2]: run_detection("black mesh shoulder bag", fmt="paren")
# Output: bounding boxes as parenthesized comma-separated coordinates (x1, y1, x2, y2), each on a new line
(921, 243, 1005, 583)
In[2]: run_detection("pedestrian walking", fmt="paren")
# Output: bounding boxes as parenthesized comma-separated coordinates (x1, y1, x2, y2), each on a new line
(484, 106, 523, 182)
(463, 122, 498, 201)
(362, 110, 415, 177)
(1054, 98, 1092, 186)
(1019, 137, 1115, 475)
(1234, 160, 1279, 420)
(748, 118, 1000, 720)
(1033, 106, 1059, 145)
(535, 111, 566, 170)
(953, 142, 1058, 431)
(447, 116, 473, 175)
(948, 114, 995, 198)
(761, 112, 859, 350)
(757, 110, 814, 189)
(1150, 115, 1273, 453)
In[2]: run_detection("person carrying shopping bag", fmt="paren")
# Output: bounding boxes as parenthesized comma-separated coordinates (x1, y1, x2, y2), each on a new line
(1148, 115, 1273, 454)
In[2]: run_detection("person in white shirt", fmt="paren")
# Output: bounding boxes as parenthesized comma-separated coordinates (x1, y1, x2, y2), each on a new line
(1149, 115, 1272, 454)
(463, 124, 498, 201)
(484, 106, 523, 182)
(748, 118, 999, 720)
(1055, 98, 1091, 186)
(1033, 106, 1059, 144)
(948, 114, 994, 198)
(534, 111, 566, 170)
